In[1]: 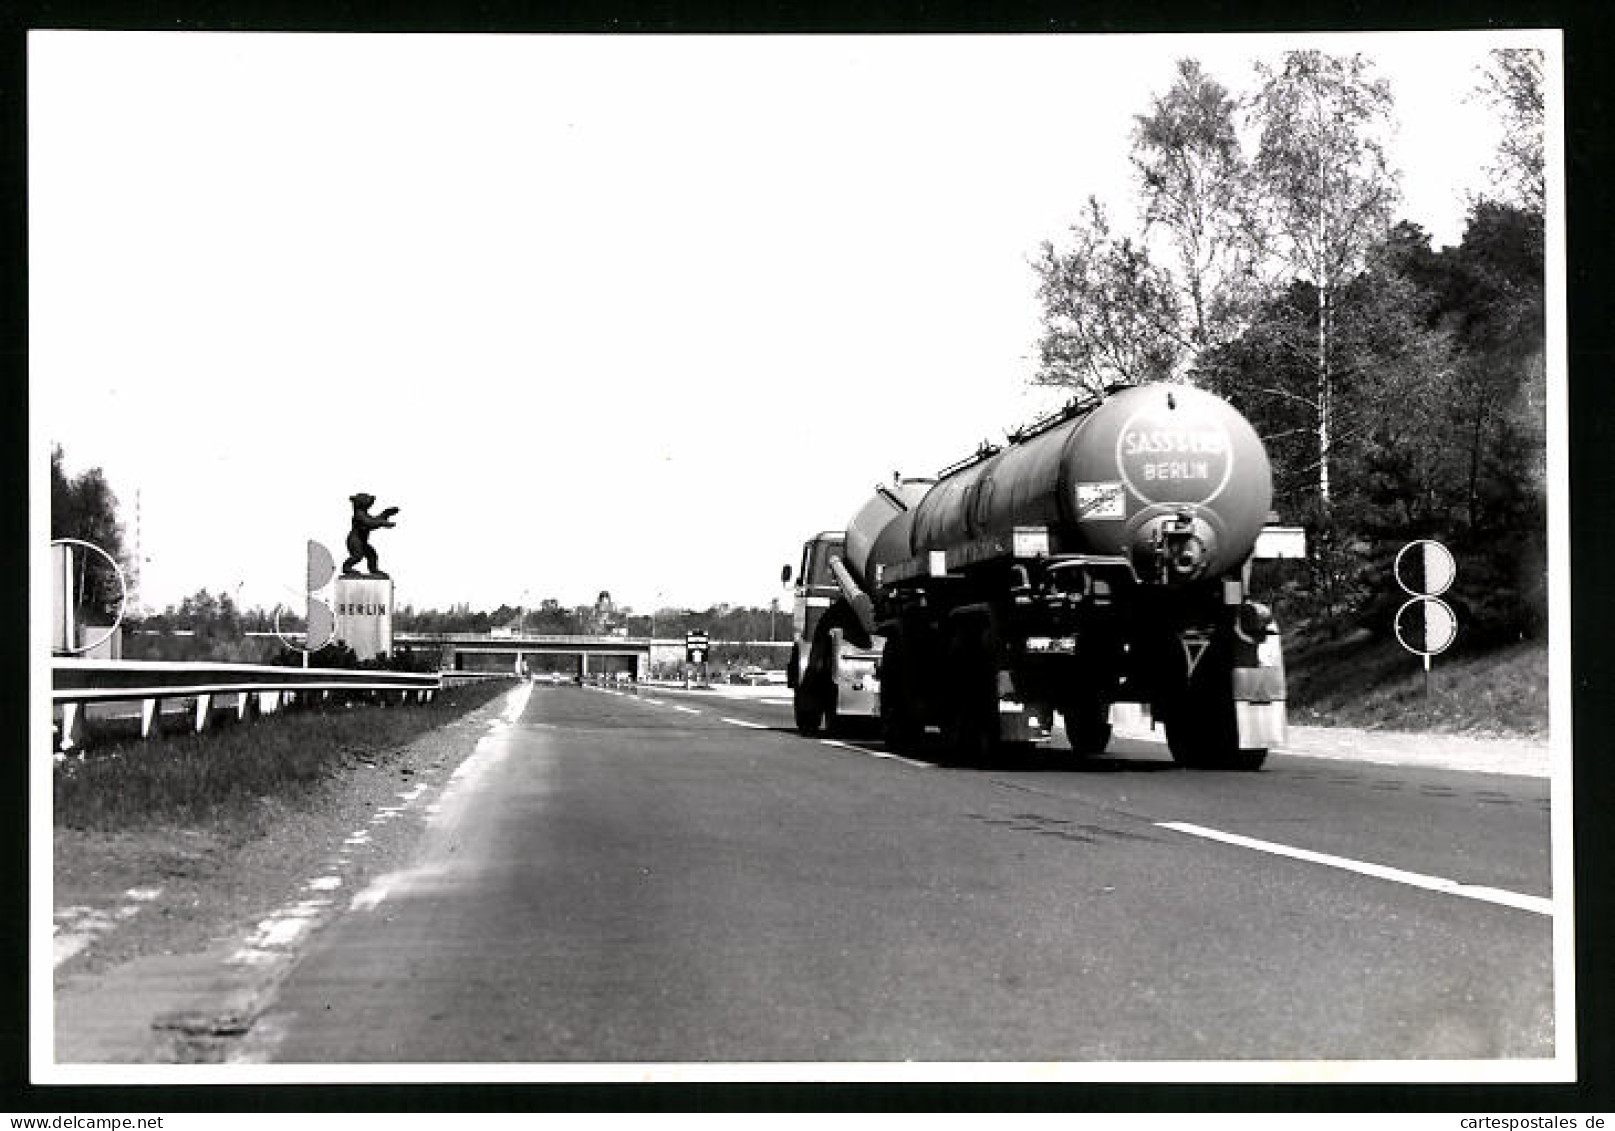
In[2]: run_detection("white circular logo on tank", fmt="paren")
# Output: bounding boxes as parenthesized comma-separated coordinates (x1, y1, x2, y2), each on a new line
(1113, 400, 1235, 507)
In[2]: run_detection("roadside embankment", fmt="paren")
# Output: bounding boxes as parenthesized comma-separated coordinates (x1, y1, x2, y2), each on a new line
(52, 680, 527, 1061)
(1286, 633, 1549, 740)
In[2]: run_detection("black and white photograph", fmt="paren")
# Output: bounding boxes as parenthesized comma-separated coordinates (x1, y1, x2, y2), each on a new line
(30, 26, 1573, 1098)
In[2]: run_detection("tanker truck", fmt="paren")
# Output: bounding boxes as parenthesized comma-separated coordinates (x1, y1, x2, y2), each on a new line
(785, 382, 1303, 770)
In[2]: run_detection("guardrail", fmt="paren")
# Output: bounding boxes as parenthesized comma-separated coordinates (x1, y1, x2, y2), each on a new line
(51, 658, 448, 752)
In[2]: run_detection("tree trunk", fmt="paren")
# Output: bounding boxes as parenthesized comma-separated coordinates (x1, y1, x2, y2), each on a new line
(1317, 282, 1331, 511)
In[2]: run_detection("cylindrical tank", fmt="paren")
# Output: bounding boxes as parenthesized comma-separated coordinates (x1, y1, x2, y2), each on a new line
(843, 477, 935, 589)
(886, 384, 1272, 586)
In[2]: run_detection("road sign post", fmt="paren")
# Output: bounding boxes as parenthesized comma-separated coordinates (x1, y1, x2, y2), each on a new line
(1393, 539, 1458, 698)
(686, 630, 709, 686)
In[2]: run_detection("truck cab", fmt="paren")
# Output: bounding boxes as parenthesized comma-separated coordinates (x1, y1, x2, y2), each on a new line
(784, 533, 882, 735)
(787, 532, 844, 688)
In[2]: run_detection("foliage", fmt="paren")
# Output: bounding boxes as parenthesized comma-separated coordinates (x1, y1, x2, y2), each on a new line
(1245, 50, 1401, 510)
(51, 446, 131, 619)
(1131, 58, 1263, 373)
(1205, 206, 1545, 639)
(395, 597, 789, 642)
(1475, 48, 1546, 213)
(1032, 198, 1182, 392)
(125, 589, 282, 663)
(1036, 49, 1548, 644)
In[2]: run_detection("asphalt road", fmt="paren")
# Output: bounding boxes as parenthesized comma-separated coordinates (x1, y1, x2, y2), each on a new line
(240, 681, 1557, 1065)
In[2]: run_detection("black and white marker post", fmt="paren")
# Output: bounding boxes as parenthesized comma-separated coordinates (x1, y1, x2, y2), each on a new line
(1393, 539, 1459, 699)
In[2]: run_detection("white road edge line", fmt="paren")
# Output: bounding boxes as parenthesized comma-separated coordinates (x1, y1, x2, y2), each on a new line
(721, 717, 768, 729)
(1157, 821, 1553, 916)
(817, 738, 934, 770)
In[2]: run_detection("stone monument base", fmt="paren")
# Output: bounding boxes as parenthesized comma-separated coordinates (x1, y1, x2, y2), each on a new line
(335, 576, 394, 661)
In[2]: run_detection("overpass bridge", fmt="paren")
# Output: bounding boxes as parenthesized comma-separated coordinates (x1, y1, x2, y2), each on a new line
(394, 633, 789, 678)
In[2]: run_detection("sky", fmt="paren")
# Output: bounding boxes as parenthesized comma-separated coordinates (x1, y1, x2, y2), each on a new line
(30, 29, 1559, 617)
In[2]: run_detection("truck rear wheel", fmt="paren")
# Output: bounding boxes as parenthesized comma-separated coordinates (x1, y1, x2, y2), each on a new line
(878, 633, 922, 753)
(1164, 674, 1266, 771)
(942, 617, 1000, 761)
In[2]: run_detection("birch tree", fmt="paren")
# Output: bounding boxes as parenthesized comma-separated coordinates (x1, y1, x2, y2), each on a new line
(1247, 51, 1400, 516)
(1031, 196, 1182, 396)
(1131, 58, 1262, 377)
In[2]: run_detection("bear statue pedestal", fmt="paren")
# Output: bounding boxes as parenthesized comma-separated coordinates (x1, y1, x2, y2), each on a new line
(334, 577, 393, 662)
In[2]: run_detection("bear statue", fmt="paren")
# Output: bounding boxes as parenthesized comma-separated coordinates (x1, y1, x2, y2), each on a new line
(342, 493, 399, 579)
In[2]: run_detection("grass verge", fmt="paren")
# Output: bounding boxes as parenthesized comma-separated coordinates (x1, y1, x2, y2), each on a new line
(54, 679, 515, 836)
(1286, 632, 1547, 738)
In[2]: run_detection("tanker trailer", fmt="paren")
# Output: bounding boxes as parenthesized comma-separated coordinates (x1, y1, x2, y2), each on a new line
(787, 383, 1301, 770)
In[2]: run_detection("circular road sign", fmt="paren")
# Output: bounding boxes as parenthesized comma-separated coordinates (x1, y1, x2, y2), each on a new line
(1395, 596, 1458, 658)
(51, 537, 128, 655)
(273, 540, 339, 654)
(1395, 539, 1456, 597)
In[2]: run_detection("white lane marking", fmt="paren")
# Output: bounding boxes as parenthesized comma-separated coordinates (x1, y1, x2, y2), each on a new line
(817, 738, 934, 770)
(1157, 821, 1553, 917)
(500, 682, 532, 721)
(641, 698, 666, 706)
(350, 875, 396, 912)
(721, 717, 768, 730)
(880, 752, 937, 769)
(210, 685, 527, 974)
(669, 705, 702, 715)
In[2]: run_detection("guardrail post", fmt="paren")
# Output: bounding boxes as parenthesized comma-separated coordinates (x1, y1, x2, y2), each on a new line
(194, 694, 212, 733)
(58, 703, 84, 752)
(140, 698, 159, 739)
(236, 691, 252, 721)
